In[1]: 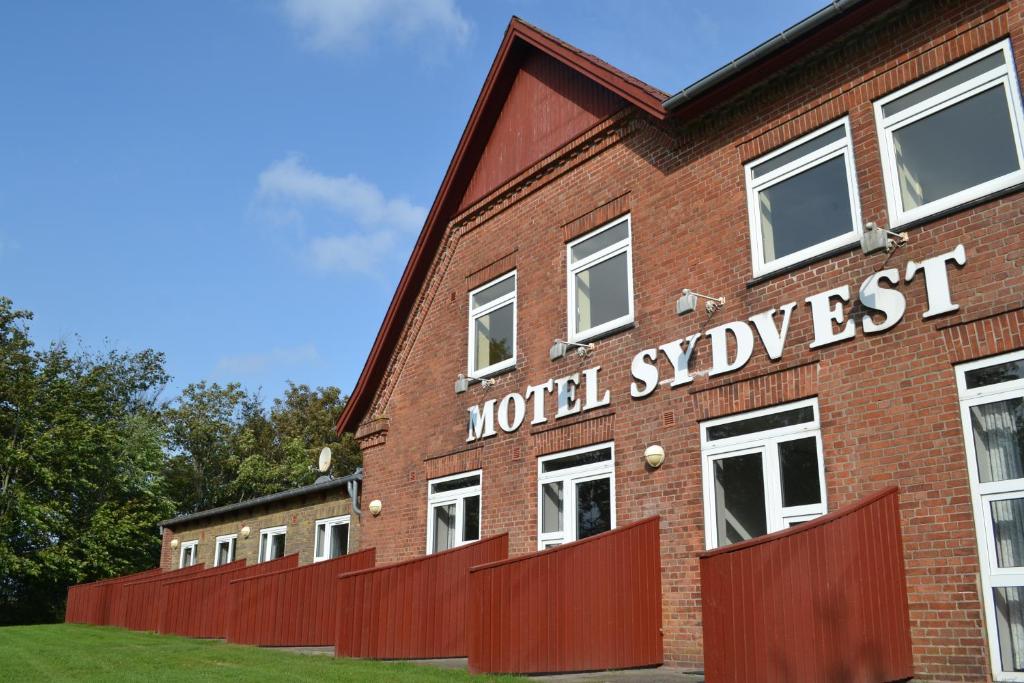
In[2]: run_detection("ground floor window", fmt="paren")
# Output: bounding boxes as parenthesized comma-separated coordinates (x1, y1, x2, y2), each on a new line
(957, 350, 1024, 679)
(537, 443, 615, 549)
(427, 471, 481, 554)
(179, 540, 198, 568)
(700, 398, 826, 549)
(214, 534, 236, 566)
(314, 515, 350, 561)
(258, 526, 286, 562)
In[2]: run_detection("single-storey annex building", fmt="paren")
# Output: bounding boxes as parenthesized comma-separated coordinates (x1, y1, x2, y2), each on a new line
(159, 471, 362, 570)
(333, 1, 1024, 681)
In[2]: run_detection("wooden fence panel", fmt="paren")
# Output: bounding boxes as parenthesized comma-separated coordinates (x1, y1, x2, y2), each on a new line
(467, 519, 662, 674)
(157, 554, 300, 639)
(65, 569, 163, 625)
(111, 564, 207, 632)
(225, 549, 376, 646)
(336, 534, 509, 660)
(699, 487, 913, 683)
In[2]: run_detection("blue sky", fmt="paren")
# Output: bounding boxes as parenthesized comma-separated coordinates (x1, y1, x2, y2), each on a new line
(0, 0, 823, 403)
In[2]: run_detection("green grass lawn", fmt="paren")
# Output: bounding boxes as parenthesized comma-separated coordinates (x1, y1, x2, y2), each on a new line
(0, 624, 519, 682)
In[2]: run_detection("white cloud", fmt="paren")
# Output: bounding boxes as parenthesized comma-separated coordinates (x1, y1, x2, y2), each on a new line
(255, 155, 427, 276)
(281, 0, 471, 52)
(216, 343, 321, 376)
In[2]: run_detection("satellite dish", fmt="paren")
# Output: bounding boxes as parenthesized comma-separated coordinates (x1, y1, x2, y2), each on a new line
(318, 447, 332, 473)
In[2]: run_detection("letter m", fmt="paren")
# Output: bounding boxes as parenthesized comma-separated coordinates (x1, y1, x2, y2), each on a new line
(467, 400, 497, 442)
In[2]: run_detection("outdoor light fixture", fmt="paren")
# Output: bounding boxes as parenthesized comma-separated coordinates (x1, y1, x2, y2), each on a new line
(676, 289, 725, 316)
(860, 221, 908, 255)
(170, 538, 179, 550)
(368, 499, 383, 516)
(549, 339, 595, 361)
(240, 526, 251, 539)
(644, 444, 666, 469)
(454, 373, 496, 394)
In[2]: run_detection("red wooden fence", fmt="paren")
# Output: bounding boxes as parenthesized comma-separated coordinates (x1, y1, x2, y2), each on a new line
(226, 549, 376, 646)
(65, 568, 163, 625)
(467, 519, 662, 674)
(159, 554, 299, 639)
(336, 534, 509, 660)
(700, 486, 912, 683)
(111, 564, 207, 632)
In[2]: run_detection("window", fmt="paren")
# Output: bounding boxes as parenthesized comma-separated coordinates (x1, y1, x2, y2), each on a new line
(875, 40, 1024, 226)
(956, 350, 1024, 680)
(537, 444, 615, 549)
(179, 540, 198, 568)
(745, 118, 862, 275)
(567, 216, 633, 342)
(468, 271, 516, 376)
(426, 471, 481, 554)
(701, 399, 827, 549)
(258, 526, 287, 563)
(213, 534, 236, 567)
(313, 515, 350, 562)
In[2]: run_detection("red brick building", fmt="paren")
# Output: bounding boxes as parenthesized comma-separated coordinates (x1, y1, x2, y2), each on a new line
(336, 2, 1024, 680)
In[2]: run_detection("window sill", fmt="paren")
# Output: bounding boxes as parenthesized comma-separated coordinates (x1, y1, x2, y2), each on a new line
(746, 180, 1024, 289)
(567, 320, 636, 348)
(471, 362, 517, 381)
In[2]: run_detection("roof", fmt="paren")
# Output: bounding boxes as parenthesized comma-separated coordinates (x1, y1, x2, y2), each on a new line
(159, 470, 362, 528)
(335, 3, 888, 436)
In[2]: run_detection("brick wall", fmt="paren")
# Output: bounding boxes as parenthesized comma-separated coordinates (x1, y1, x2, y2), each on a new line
(160, 491, 359, 570)
(353, 1, 1023, 680)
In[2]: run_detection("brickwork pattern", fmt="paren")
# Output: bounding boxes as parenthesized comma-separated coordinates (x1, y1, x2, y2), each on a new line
(354, 2, 1024, 680)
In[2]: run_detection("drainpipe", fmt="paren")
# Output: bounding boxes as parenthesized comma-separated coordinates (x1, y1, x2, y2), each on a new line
(348, 467, 363, 518)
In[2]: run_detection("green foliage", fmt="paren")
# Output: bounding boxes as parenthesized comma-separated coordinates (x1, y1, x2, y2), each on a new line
(0, 296, 362, 624)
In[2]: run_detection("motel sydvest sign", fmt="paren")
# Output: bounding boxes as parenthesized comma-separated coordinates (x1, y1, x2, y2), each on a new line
(466, 245, 967, 442)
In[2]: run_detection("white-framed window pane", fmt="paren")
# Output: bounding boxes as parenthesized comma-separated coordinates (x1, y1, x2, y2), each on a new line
(330, 523, 349, 558)
(994, 586, 1024, 673)
(473, 303, 514, 372)
(706, 405, 815, 442)
(882, 51, 1006, 117)
(430, 474, 481, 494)
(575, 252, 629, 333)
(216, 541, 231, 566)
(432, 503, 457, 553)
(751, 126, 846, 178)
(471, 276, 515, 307)
(992, 497, 1024, 569)
(892, 86, 1020, 211)
(713, 453, 768, 546)
(315, 525, 325, 558)
(463, 495, 480, 543)
(966, 358, 1024, 390)
(570, 221, 628, 262)
(541, 447, 612, 473)
(575, 477, 612, 540)
(541, 482, 563, 534)
(757, 155, 854, 262)
(779, 437, 822, 508)
(269, 534, 285, 559)
(971, 398, 1024, 484)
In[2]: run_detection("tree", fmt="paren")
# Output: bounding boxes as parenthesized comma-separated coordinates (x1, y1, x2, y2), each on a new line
(0, 297, 174, 624)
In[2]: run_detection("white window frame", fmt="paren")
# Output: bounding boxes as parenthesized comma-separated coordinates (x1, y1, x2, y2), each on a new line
(744, 117, 863, 277)
(700, 398, 827, 550)
(566, 215, 634, 343)
(313, 515, 351, 562)
(213, 534, 236, 567)
(536, 442, 616, 550)
(425, 470, 482, 555)
(467, 271, 517, 377)
(875, 39, 1024, 227)
(179, 540, 199, 568)
(257, 525, 287, 563)
(956, 349, 1024, 681)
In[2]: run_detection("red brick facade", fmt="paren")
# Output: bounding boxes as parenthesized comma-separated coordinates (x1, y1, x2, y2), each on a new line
(348, 2, 1024, 680)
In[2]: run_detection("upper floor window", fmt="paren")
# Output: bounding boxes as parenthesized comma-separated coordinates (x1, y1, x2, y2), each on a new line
(468, 272, 516, 376)
(213, 534, 236, 567)
(258, 525, 286, 563)
(745, 118, 862, 276)
(876, 40, 1024, 226)
(567, 216, 633, 342)
(427, 471, 481, 554)
(313, 515, 350, 562)
(179, 540, 198, 568)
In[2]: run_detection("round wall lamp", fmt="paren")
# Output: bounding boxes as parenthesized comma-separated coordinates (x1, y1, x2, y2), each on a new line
(644, 444, 666, 469)
(368, 499, 383, 516)
(240, 525, 251, 539)
(170, 538, 179, 549)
